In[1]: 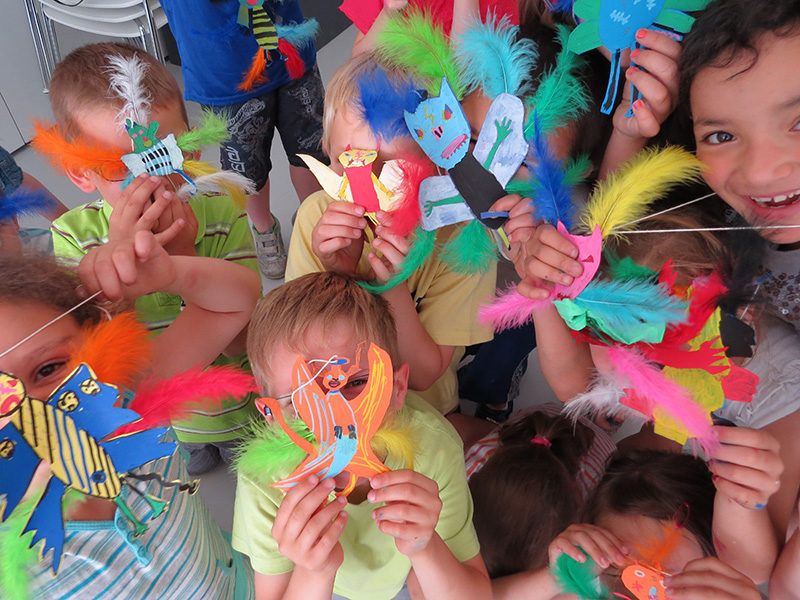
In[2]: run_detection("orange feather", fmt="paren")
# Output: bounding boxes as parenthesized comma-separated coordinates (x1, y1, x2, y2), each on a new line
(68, 313, 152, 390)
(32, 122, 125, 179)
(239, 50, 269, 91)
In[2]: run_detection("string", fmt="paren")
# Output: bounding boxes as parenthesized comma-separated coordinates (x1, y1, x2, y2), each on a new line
(287, 356, 342, 417)
(0, 290, 103, 359)
(615, 224, 800, 235)
(621, 191, 718, 227)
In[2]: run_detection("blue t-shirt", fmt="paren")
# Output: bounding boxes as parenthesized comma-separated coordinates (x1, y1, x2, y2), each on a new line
(160, 0, 317, 106)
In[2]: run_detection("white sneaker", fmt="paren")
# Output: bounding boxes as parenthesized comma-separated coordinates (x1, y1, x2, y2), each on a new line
(252, 216, 287, 280)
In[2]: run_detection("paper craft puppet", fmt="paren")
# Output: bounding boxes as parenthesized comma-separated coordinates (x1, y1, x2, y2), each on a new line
(568, 0, 711, 114)
(258, 343, 393, 496)
(621, 564, 671, 600)
(121, 119, 196, 192)
(0, 365, 176, 572)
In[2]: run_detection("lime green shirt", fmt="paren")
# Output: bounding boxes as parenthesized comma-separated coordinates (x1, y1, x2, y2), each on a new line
(51, 195, 260, 443)
(231, 393, 480, 600)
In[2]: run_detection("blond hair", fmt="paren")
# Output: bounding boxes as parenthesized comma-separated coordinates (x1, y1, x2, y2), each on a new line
(247, 272, 400, 392)
(49, 42, 187, 139)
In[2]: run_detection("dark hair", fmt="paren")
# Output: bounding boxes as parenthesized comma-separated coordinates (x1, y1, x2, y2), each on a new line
(470, 411, 595, 577)
(679, 0, 800, 105)
(585, 450, 716, 557)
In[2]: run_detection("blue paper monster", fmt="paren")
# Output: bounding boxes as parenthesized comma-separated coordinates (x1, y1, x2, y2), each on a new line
(568, 0, 711, 115)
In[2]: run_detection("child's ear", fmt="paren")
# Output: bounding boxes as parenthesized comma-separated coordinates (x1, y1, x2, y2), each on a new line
(391, 362, 409, 410)
(65, 167, 99, 193)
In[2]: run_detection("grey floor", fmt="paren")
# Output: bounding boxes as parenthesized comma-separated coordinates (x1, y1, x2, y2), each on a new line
(14, 25, 559, 534)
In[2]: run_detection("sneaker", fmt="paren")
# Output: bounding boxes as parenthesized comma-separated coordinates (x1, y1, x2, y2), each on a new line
(185, 443, 222, 475)
(252, 216, 287, 280)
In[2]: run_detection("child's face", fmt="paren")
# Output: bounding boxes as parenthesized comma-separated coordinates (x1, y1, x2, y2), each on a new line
(691, 33, 800, 246)
(67, 101, 191, 208)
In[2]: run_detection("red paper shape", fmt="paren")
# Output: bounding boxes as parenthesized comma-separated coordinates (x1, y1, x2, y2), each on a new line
(721, 365, 759, 403)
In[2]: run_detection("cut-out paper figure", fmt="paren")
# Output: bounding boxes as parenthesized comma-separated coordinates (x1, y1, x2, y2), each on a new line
(622, 564, 671, 600)
(258, 343, 394, 496)
(568, 0, 711, 114)
(120, 119, 197, 192)
(0, 365, 180, 572)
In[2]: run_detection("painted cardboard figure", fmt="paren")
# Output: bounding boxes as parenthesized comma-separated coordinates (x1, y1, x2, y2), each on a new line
(120, 119, 197, 193)
(621, 564, 671, 600)
(258, 343, 393, 496)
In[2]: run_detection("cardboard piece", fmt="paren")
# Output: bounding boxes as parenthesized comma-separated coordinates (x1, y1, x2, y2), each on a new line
(621, 564, 671, 600)
(120, 120, 196, 192)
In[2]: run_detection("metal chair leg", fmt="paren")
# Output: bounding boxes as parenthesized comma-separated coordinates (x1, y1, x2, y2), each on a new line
(24, 0, 52, 89)
(141, 0, 164, 62)
(42, 11, 61, 65)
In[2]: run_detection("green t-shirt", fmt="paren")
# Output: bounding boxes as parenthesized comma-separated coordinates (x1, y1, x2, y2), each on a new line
(231, 393, 480, 600)
(51, 195, 261, 443)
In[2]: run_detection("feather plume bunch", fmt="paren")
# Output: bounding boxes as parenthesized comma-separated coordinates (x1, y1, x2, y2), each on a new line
(278, 39, 305, 80)
(478, 287, 547, 330)
(0, 188, 56, 223)
(105, 54, 152, 127)
(0, 495, 39, 600)
(455, 14, 538, 98)
(441, 219, 497, 274)
(563, 375, 644, 424)
(580, 146, 704, 239)
(177, 111, 229, 153)
(32, 122, 125, 178)
(240, 50, 268, 91)
(552, 551, 608, 600)
(385, 158, 435, 237)
(275, 18, 319, 46)
(371, 409, 417, 470)
(181, 160, 256, 206)
(235, 418, 315, 484)
(376, 8, 464, 98)
(356, 67, 418, 143)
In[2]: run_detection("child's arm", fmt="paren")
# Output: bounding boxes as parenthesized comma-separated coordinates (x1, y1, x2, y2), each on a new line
(77, 230, 261, 381)
(665, 557, 761, 600)
(451, 0, 479, 38)
(351, 0, 409, 57)
(369, 469, 492, 600)
(599, 30, 681, 179)
(710, 426, 782, 583)
(491, 567, 562, 600)
(769, 498, 800, 600)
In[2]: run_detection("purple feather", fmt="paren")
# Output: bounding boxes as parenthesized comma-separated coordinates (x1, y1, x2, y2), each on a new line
(527, 113, 577, 230)
(356, 67, 418, 143)
(0, 187, 56, 223)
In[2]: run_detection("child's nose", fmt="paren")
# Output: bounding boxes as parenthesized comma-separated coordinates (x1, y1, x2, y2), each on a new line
(741, 137, 796, 185)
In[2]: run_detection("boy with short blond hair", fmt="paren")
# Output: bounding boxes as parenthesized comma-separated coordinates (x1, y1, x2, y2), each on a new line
(234, 271, 491, 600)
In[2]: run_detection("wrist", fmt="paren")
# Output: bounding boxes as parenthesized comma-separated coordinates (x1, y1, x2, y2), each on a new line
(294, 563, 339, 581)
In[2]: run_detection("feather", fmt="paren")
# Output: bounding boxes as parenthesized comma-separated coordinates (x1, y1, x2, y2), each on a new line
(455, 14, 538, 98)
(563, 154, 592, 188)
(384, 158, 434, 237)
(371, 409, 417, 470)
(107, 366, 259, 438)
(580, 146, 704, 239)
(0, 495, 39, 600)
(527, 112, 578, 229)
(563, 374, 644, 424)
(359, 226, 436, 294)
(179, 163, 255, 206)
(607, 346, 717, 452)
(555, 278, 688, 344)
(176, 110, 229, 153)
(526, 25, 590, 135)
(239, 49, 268, 91)
(376, 8, 464, 98)
(275, 18, 318, 46)
(32, 122, 125, 178)
(356, 67, 417, 143)
(637, 521, 684, 569)
(234, 418, 315, 485)
(605, 250, 658, 281)
(278, 39, 305, 80)
(67, 313, 152, 390)
(547, 0, 576, 13)
(105, 54, 152, 127)
(479, 286, 549, 331)
(552, 552, 608, 600)
(441, 219, 498, 274)
(0, 188, 56, 223)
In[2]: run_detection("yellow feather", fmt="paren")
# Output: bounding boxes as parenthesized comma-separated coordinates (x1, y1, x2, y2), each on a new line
(183, 160, 248, 206)
(580, 146, 704, 238)
(370, 409, 418, 470)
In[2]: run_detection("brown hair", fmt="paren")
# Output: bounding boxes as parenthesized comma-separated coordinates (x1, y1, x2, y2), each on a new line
(247, 272, 400, 392)
(49, 42, 187, 139)
(469, 411, 595, 576)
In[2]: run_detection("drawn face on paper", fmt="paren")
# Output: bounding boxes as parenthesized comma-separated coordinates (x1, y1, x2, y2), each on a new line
(404, 78, 470, 170)
(239, 0, 265, 8)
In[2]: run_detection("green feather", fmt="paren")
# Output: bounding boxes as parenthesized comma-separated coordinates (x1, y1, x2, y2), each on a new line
(551, 551, 608, 600)
(233, 418, 316, 485)
(440, 220, 497, 275)
(360, 227, 436, 294)
(0, 494, 42, 600)
(504, 177, 537, 199)
(563, 154, 592, 189)
(605, 249, 658, 281)
(376, 9, 464, 98)
(527, 25, 590, 135)
(177, 110, 229, 153)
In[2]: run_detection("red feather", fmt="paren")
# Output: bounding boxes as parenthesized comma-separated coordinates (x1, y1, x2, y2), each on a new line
(107, 366, 259, 438)
(279, 39, 305, 80)
(386, 157, 434, 237)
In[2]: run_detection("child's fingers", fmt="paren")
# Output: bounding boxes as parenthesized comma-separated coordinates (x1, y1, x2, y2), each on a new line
(376, 518, 433, 543)
(373, 237, 407, 267)
(488, 193, 524, 214)
(93, 249, 124, 301)
(625, 68, 672, 115)
(710, 470, 779, 508)
(565, 529, 626, 568)
(524, 253, 576, 286)
(517, 277, 552, 301)
(373, 500, 433, 525)
(370, 470, 440, 498)
(305, 511, 347, 566)
(712, 425, 780, 452)
(153, 218, 185, 248)
(272, 476, 332, 540)
(315, 223, 365, 243)
(110, 243, 139, 286)
(710, 443, 783, 477)
(77, 251, 102, 296)
(368, 482, 440, 508)
(631, 45, 679, 92)
(318, 236, 359, 257)
(374, 226, 410, 256)
(626, 98, 662, 138)
(548, 538, 587, 565)
(367, 252, 393, 283)
(636, 29, 682, 62)
(666, 558, 757, 600)
(326, 201, 367, 221)
(537, 225, 579, 259)
(297, 496, 347, 550)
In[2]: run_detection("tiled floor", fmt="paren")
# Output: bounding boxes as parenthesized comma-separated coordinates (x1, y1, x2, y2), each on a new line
(13, 24, 559, 534)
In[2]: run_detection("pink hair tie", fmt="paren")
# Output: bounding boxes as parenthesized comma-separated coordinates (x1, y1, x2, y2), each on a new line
(531, 436, 552, 448)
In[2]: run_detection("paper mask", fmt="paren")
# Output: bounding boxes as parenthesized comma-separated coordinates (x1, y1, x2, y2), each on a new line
(568, 0, 711, 114)
(0, 365, 177, 572)
(121, 120, 196, 193)
(258, 343, 393, 496)
(621, 564, 671, 600)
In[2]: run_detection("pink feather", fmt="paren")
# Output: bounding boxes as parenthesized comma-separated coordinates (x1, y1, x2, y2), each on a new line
(385, 157, 434, 237)
(478, 286, 551, 331)
(607, 347, 718, 453)
(107, 366, 259, 439)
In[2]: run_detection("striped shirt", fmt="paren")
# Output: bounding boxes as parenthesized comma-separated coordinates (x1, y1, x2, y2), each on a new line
(29, 452, 254, 599)
(51, 195, 261, 443)
(465, 403, 617, 502)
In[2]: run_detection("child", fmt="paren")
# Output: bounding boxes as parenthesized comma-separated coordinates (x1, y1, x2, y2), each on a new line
(232, 272, 491, 600)
(0, 229, 259, 597)
(160, 0, 327, 279)
(42, 42, 261, 474)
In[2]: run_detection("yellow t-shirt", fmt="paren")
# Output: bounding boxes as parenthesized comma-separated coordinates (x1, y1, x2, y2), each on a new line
(231, 393, 480, 600)
(286, 191, 495, 413)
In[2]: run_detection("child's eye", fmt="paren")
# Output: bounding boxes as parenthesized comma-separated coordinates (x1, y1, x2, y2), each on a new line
(35, 361, 67, 382)
(344, 376, 368, 389)
(792, 119, 800, 131)
(704, 131, 735, 145)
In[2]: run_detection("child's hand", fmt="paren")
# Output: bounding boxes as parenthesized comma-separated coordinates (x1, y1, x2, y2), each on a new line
(664, 557, 760, 600)
(108, 175, 185, 247)
(156, 196, 198, 257)
(311, 201, 368, 277)
(271, 475, 348, 575)
(368, 469, 442, 557)
(366, 211, 411, 283)
(548, 523, 629, 569)
(516, 223, 582, 300)
(709, 426, 783, 509)
(492, 193, 535, 246)
(78, 230, 176, 302)
(613, 29, 681, 140)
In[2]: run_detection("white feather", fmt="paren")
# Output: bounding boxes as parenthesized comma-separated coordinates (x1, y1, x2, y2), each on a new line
(106, 54, 151, 127)
(562, 375, 643, 424)
(176, 171, 257, 201)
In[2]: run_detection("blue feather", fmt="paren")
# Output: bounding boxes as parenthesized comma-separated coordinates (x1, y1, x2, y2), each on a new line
(527, 113, 578, 229)
(456, 14, 538, 98)
(275, 18, 318, 46)
(356, 67, 418, 142)
(0, 188, 56, 223)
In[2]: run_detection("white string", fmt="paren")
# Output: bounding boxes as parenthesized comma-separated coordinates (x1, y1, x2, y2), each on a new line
(621, 191, 718, 227)
(615, 224, 800, 235)
(287, 356, 342, 417)
(0, 290, 103, 359)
